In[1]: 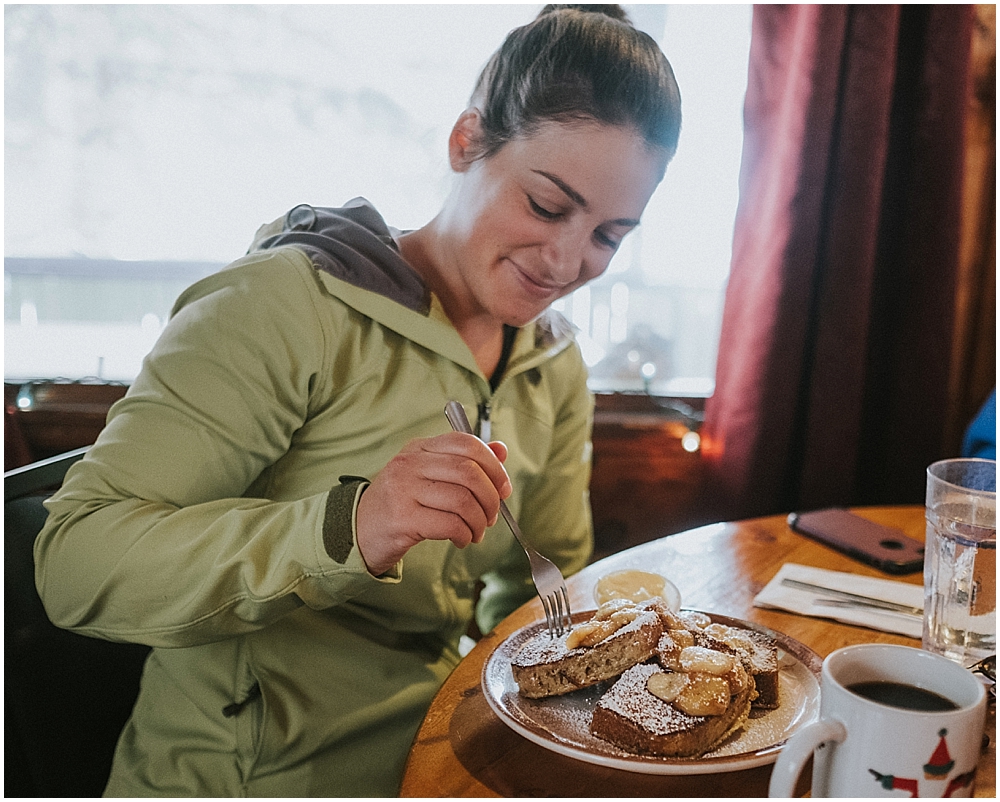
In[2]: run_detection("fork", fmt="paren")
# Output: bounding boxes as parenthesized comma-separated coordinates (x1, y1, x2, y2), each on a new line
(444, 401, 572, 637)
(968, 654, 996, 682)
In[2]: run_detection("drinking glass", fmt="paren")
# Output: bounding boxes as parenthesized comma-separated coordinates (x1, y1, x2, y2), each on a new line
(922, 458, 996, 665)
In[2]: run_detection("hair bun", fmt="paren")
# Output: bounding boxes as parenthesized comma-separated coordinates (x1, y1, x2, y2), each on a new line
(474, 3, 680, 156)
(538, 4, 631, 24)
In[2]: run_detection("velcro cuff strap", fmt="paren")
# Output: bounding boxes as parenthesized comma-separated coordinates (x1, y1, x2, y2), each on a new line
(322, 477, 369, 563)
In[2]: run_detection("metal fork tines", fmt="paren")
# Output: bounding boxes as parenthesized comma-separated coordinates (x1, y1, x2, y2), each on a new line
(497, 499, 573, 637)
(444, 401, 572, 637)
(967, 654, 996, 682)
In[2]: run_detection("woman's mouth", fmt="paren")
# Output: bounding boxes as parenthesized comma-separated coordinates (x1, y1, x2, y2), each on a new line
(507, 259, 564, 299)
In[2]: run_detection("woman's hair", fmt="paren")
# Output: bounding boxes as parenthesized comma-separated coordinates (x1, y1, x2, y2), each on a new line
(470, 4, 681, 157)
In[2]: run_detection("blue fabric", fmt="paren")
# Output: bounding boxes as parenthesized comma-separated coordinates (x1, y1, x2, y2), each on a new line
(962, 389, 996, 459)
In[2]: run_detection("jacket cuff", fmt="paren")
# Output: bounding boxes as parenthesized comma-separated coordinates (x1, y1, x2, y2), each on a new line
(322, 476, 403, 581)
(322, 477, 370, 564)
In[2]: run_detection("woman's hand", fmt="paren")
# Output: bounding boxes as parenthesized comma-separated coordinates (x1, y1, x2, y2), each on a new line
(355, 432, 512, 576)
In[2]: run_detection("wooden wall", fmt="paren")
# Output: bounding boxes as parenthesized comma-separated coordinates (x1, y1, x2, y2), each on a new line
(589, 394, 710, 559)
(5, 382, 128, 469)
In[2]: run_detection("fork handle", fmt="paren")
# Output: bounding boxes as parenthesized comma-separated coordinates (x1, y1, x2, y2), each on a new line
(444, 402, 530, 551)
(444, 401, 475, 436)
(498, 500, 530, 552)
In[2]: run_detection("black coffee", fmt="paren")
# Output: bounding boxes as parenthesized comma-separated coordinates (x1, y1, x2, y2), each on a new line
(847, 680, 959, 711)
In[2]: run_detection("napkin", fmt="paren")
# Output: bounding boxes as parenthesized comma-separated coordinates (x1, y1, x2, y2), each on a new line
(754, 563, 924, 638)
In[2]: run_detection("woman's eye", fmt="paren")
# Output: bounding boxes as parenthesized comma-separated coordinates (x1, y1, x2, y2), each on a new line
(528, 197, 561, 220)
(594, 230, 620, 249)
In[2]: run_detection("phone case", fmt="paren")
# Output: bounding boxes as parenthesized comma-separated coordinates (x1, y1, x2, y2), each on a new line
(787, 508, 924, 574)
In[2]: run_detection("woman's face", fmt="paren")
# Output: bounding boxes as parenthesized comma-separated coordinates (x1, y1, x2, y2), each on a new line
(440, 117, 669, 328)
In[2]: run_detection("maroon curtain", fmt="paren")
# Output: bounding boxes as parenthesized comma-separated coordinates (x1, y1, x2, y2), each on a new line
(701, 4, 974, 521)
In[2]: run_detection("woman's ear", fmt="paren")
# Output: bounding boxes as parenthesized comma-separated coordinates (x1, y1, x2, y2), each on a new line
(448, 109, 485, 172)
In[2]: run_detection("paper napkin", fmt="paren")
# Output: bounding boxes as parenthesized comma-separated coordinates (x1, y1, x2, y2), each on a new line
(754, 563, 925, 638)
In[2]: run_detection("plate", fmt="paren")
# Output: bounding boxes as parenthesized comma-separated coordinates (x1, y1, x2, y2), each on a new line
(481, 610, 822, 775)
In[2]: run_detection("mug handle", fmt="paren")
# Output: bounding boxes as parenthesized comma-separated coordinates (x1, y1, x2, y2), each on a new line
(768, 718, 847, 798)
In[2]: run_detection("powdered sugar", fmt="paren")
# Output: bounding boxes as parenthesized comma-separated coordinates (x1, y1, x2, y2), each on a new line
(597, 663, 697, 736)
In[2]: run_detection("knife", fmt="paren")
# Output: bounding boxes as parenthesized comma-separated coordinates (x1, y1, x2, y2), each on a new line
(781, 577, 923, 617)
(811, 598, 924, 619)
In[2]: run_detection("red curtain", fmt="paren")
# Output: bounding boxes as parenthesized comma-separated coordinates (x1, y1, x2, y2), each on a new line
(701, 5, 974, 520)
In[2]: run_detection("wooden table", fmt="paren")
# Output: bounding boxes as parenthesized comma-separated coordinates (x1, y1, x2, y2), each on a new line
(401, 506, 995, 797)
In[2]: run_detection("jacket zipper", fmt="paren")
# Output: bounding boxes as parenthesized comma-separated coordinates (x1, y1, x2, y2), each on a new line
(477, 400, 492, 442)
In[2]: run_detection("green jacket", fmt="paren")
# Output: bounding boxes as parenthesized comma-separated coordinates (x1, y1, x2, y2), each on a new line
(34, 200, 594, 796)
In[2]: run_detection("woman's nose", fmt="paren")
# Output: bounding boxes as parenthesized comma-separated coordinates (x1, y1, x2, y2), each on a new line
(539, 227, 587, 283)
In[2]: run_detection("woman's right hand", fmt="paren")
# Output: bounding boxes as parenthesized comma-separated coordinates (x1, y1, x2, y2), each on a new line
(354, 432, 512, 576)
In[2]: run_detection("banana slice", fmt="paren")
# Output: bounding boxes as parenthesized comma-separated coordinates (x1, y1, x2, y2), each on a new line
(678, 645, 735, 676)
(647, 671, 689, 702)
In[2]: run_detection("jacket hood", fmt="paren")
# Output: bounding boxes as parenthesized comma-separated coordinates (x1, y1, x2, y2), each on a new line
(249, 199, 576, 352)
(249, 199, 432, 314)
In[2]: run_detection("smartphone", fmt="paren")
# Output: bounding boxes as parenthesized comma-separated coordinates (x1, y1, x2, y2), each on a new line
(787, 508, 924, 574)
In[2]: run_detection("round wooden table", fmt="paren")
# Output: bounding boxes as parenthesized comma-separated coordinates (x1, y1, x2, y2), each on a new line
(400, 506, 995, 797)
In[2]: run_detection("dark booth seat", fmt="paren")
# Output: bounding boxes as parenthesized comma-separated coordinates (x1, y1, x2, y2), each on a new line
(5, 450, 151, 797)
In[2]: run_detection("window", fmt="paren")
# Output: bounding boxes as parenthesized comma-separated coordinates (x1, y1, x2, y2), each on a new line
(4, 4, 751, 391)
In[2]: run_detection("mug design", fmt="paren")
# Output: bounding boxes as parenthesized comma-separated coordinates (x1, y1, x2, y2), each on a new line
(867, 729, 976, 798)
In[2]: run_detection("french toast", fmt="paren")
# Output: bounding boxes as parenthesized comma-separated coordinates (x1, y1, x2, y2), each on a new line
(698, 622, 780, 709)
(510, 596, 782, 758)
(590, 659, 756, 757)
(654, 615, 780, 710)
(510, 601, 663, 699)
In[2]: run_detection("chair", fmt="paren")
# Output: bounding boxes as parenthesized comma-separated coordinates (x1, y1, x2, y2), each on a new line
(5, 448, 151, 797)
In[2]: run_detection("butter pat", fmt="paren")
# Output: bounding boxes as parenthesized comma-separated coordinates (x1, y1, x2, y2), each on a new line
(594, 569, 681, 611)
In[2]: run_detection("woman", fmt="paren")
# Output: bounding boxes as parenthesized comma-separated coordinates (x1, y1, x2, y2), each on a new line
(34, 5, 681, 796)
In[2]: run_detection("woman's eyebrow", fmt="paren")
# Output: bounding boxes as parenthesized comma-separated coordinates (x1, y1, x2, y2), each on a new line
(533, 169, 588, 208)
(532, 169, 641, 227)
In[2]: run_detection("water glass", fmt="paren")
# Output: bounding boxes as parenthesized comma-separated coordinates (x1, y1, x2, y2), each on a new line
(922, 458, 996, 665)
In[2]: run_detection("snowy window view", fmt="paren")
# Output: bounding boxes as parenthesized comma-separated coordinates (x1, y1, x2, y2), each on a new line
(4, 4, 751, 393)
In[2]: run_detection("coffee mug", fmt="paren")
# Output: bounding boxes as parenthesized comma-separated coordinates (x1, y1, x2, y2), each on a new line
(768, 643, 987, 798)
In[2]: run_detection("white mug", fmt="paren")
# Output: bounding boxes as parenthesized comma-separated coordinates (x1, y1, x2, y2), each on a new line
(768, 643, 987, 798)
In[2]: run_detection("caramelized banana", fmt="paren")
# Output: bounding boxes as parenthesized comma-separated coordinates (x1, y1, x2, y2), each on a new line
(593, 598, 638, 620)
(647, 671, 689, 703)
(565, 619, 618, 649)
(677, 610, 712, 630)
(678, 646, 735, 676)
(670, 629, 695, 649)
(674, 673, 730, 716)
(724, 661, 751, 695)
(703, 622, 755, 651)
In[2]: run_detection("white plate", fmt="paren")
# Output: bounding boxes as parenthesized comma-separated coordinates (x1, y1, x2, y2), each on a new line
(481, 611, 822, 775)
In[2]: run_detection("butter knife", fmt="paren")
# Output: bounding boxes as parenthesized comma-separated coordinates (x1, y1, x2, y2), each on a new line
(781, 577, 923, 617)
(811, 598, 924, 619)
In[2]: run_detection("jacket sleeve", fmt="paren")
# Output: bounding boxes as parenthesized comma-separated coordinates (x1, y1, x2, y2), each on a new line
(475, 347, 595, 634)
(34, 251, 398, 649)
